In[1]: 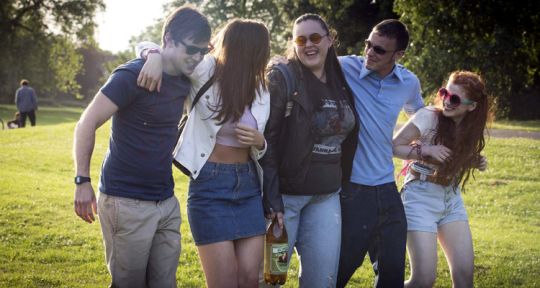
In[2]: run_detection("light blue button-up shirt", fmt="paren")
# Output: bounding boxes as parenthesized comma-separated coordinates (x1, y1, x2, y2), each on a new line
(339, 55, 424, 186)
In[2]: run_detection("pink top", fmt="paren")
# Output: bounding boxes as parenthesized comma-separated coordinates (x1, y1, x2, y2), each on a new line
(216, 106, 258, 148)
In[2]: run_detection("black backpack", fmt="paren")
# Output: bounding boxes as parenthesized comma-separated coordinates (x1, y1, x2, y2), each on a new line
(273, 63, 296, 118)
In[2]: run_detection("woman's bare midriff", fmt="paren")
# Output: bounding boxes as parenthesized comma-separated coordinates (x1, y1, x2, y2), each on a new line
(208, 143, 250, 164)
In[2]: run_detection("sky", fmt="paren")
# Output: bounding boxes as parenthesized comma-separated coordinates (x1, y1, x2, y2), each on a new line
(95, 0, 170, 53)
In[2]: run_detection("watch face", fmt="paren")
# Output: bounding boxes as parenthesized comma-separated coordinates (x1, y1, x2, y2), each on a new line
(75, 176, 90, 184)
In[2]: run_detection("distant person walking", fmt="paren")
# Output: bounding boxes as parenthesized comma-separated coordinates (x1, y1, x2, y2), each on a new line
(15, 79, 38, 127)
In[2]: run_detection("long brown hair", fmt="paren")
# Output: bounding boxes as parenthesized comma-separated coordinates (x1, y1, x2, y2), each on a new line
(433, 71, 493, 190)
(211, 19, 270, 124)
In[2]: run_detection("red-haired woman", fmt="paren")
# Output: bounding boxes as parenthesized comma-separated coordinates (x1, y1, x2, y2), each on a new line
(393, 71, 492, 288)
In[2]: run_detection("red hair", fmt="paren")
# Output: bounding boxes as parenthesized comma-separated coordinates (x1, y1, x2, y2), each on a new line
(433, 71, 493, 190)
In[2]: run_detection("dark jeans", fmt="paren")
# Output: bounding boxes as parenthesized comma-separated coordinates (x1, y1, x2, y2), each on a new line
(19, 110, 36, 127)
(337, 181, 407, 288)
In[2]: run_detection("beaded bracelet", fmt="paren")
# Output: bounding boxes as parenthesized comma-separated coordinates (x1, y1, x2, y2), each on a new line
(407, 142, 423, 161)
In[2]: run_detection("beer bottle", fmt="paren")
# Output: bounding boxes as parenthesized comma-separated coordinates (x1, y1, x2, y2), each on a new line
(264, 217, 289, 285)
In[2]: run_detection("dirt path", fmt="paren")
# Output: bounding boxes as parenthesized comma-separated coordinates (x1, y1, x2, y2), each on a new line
(394, 125, 540, 140)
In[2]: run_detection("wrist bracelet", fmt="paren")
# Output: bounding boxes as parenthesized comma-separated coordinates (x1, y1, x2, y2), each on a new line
(407, 142, 423, 161)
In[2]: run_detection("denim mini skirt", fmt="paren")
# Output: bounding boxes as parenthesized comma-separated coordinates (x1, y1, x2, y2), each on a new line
(187, 161, 266, 245)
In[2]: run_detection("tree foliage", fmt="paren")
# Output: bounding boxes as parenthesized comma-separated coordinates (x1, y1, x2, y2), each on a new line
(394, 0, 540, 119)
(0, 0, 104, 103)
(161, 0, 288, 54)
(275, 0, 397, 55)
(156, 0, 395, 56)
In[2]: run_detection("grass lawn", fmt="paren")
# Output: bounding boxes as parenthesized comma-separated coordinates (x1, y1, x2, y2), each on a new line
(0, 104, 83, 127)
(0, 106, 539, 287)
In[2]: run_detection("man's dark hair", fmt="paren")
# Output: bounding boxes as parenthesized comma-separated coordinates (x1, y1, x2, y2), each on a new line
(20, 79, 29, 86)
(373, 19, 410, 51)
(161, 5, 211, 46)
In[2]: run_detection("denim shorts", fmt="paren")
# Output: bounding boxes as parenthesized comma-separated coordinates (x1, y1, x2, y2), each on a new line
(187, 161, 266, 245)
(401, 179, 468, 233)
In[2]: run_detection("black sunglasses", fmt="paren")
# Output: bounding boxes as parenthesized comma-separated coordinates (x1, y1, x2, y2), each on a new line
(178, 39, 213, 56)
(364, 39, 395, 55)
(294, 33, 328, 46)
(438, 87, 475, 107)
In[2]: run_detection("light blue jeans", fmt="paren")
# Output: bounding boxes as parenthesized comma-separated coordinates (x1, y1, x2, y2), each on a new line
(283, 190, 341, 288)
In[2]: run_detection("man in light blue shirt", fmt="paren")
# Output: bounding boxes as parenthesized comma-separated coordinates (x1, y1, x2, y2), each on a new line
(337, 19, 424, 288)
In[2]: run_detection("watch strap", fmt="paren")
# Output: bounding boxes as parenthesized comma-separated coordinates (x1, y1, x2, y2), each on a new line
(74, 176, 91, 184)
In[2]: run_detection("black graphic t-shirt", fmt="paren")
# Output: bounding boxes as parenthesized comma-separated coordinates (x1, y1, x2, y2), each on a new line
(301, 72, 355, 195)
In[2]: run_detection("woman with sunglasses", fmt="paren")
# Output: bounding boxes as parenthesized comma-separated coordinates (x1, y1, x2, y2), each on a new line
(393, 71, 492, 288)
(136, 19, 271, 288)
(262, 13, 358, 287)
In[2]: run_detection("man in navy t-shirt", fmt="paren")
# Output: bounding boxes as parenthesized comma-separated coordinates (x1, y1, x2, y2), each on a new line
(72, 6, 211, 287)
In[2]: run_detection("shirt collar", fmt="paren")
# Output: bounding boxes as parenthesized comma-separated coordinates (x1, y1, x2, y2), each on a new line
(359, 59, 404, 83)
(393, 65, 404, 82)
(359, 61, 371, 79)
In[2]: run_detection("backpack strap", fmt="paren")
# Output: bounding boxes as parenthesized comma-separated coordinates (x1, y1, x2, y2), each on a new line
(190, 75, 215, 111)
(273, 63, 296, 117)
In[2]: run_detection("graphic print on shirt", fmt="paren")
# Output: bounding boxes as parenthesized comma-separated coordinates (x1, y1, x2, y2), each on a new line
(311, 98, 356, 156)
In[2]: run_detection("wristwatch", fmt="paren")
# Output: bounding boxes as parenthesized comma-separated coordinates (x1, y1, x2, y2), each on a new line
(74, 176, 91, 185)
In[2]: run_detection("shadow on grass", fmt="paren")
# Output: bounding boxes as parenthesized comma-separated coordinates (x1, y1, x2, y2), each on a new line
(0, 105, 83, 127)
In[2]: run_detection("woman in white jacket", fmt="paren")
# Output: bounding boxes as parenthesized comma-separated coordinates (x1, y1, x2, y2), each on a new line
(137, 19, 270, 288)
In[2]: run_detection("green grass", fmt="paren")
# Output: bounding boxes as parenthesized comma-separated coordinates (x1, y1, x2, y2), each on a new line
(0, 104, 83, 127)
(490, 120, 540, 132)
(0, 107, 539, 287)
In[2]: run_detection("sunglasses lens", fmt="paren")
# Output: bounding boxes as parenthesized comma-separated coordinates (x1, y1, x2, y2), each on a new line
(450, 94, 461, 105)
(295, 36, 307, 46)
(439, 88, 464, 107)
(438, 88, 447, 98)
(365, 40, 387, 55)
(374, 47, 388, 55)
(187, 47, 210, 55)
(295, 33, 326, 46)
(309, 33, 322, 44)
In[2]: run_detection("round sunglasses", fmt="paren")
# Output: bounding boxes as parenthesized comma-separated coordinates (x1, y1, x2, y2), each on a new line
(438, 87, 475, 107)
(294, 33, 328, 46)
(178, 38, 213, 56)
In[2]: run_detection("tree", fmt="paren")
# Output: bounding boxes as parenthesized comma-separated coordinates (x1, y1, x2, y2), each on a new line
(277, 0, 397, 55)
(0, 0, 105, 104)
(394, 0, 540, 119)
(164, 0, 288, 54)
(148, 0, 395, 56)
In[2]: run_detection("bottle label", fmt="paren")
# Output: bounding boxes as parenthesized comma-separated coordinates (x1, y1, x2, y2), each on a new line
(267, 243, 289, 274)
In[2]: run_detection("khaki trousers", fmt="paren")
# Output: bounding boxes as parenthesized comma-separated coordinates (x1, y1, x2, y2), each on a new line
(98, 193, 182, 288)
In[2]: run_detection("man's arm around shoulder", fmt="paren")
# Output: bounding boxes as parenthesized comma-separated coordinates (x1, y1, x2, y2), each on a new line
(73, 92, 118, 224)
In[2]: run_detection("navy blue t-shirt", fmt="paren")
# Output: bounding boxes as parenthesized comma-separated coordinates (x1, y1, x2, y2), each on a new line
(98, 59, 190, 201)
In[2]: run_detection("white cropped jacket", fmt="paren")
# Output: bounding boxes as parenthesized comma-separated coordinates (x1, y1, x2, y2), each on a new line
(176, 55, 270, 186)
(136, 42, 270, 186)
